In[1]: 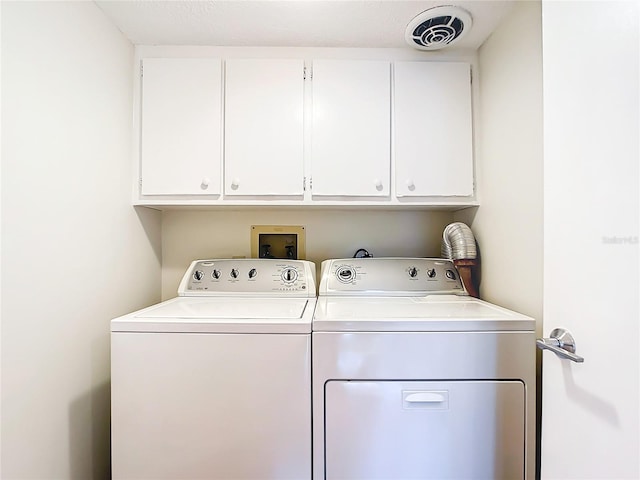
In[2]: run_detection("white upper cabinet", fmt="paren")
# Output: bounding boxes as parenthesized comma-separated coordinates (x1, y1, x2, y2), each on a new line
(224, 59, 304, 196)
(311, 60, 391, 197)
(134, 48, 477, 207)
(394, 62, 473, 197)
(140, 58, 222, 196)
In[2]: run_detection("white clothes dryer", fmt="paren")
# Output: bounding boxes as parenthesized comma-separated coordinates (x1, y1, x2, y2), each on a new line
(111, 259, 316, 480)
(312, 258, 535, 480)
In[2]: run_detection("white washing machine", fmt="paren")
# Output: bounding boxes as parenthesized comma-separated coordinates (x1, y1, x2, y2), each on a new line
(312, 258, 536, 480)
(111, 258, 316, 480)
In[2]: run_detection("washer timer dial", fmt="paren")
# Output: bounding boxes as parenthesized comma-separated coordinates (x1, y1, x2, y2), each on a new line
(281, 268, 298, 283)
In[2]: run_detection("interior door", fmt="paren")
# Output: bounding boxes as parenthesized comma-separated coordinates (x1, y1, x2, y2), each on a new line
(541, 2, 639, 478)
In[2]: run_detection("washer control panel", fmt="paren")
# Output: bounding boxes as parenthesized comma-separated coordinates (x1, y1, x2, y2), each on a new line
(178, 259, 316, 297)
(319, 258, 465, 296)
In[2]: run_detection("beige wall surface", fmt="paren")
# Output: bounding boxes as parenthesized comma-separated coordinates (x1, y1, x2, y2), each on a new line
(1, 2, 162, 478)
(161, 209, 453, 299)
(0, 2, 543, 477)
(455, 3, 543, 474)
(456, 0, 543, 325)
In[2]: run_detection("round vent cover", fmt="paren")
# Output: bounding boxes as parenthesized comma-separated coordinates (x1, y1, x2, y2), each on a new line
(405, 6, 473, 51)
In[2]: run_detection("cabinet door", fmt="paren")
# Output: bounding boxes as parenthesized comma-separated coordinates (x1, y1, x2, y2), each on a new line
(394, 62, 473, 197)
(224, 59, 304, 196)
(311, 60, 391, 197)
(140, 58, 222, 196)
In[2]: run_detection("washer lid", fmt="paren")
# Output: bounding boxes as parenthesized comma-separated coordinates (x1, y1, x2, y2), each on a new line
(112, 297, 315, 334)
(313, 296, 534, 332)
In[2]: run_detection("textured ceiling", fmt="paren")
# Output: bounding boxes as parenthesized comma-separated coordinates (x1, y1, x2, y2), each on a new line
(94, 1, 515, 50)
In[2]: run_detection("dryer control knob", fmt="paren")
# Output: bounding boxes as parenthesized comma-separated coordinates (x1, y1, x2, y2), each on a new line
(248, 268, 257, 279)
(446, 269, 457, 280)
(212, 269, 221, 280)
(408, 267, 418, 278)
(193, 270, 204, 281)
(427, 269, 437, 278)
(336, 266, 355, 283)
(230, 268, 239, 279)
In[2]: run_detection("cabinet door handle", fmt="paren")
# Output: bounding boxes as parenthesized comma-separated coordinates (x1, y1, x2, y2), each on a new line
(406, 179, 416, 191)
(374, 179, 383, 191)
(230, 178, 240, 190)
(201, 177, 210, 189)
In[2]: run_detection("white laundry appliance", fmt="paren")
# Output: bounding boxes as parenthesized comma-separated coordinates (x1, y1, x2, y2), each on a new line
(111, 258, 316, 480)
(312, 257, 535, 480)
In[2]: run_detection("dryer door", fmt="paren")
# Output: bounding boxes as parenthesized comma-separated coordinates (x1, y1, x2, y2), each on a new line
(325, 380, 525, 480)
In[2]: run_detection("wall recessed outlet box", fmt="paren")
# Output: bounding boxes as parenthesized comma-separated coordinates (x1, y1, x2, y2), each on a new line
(251, 225, 306, 260)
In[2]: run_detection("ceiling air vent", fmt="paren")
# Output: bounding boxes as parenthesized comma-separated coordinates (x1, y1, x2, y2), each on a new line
(405, 6, 473, 51)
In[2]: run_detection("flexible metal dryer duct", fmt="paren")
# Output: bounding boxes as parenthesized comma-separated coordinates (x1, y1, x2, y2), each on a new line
(441, 222, 477, 260)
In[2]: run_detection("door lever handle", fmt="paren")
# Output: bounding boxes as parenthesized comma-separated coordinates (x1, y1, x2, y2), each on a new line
(537, 328, 584, 363)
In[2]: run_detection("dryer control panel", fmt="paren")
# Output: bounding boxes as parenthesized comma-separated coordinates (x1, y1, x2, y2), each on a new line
(178, 259, 316, 297)
(319, 258, 465, 296)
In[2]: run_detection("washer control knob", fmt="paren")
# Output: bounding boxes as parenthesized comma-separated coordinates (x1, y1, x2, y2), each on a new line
(212, 269, 221, 280)
(248, 268, 257, 279)
(427, 269, 437, 278)
(282, 268, 298, 283)
(193, 270, 204, 281)
(446, 269, 457, 280)
(408, 267, 418, 278)
(230, 268, 239, 279)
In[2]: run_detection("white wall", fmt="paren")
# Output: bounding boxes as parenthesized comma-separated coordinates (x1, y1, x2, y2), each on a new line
(1, 2, 162, 478)
(456, 0, 543, 323)
(161, 209, 453, 299)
